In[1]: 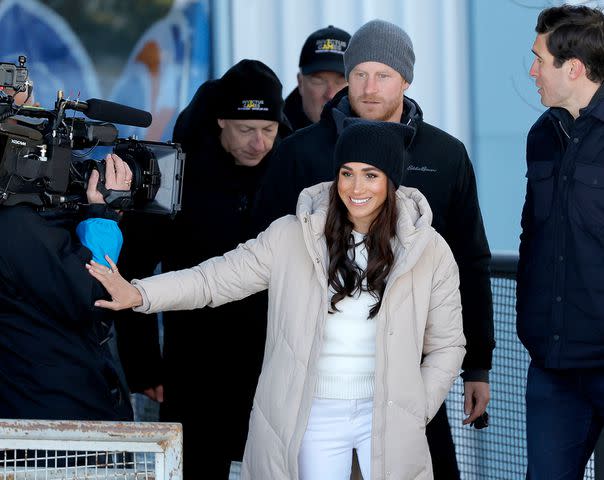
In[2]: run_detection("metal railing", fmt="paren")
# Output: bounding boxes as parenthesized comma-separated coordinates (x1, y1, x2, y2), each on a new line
(447, 251, 596, 479)
(0, 420, 182, 480)
(9, 251, 597, 480)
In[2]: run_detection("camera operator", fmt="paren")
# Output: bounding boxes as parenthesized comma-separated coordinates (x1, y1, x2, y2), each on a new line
(116, 59, 291, 478)
(0, 153, 134, 421)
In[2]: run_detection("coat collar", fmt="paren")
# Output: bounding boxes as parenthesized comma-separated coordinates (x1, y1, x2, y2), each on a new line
(324, 89, 419, 147)
(585, 83, 604, 123)
(295, 182, 436, 274)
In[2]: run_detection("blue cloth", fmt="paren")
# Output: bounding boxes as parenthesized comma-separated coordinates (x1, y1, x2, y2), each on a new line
(526, 362, 604, 479)
(76, 218, 123, 267)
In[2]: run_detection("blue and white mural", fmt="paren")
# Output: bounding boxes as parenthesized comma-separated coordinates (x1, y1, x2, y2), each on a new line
(0, 0, 100, 106)
(0, 0, 210, 141)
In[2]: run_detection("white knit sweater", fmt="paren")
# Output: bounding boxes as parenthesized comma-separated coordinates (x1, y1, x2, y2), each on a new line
(315, 231, 376, 399)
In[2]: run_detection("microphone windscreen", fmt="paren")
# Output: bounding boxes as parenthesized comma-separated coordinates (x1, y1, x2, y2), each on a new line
(84, 98, 152, 128)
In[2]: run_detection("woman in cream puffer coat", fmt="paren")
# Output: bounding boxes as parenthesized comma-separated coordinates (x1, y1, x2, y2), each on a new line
(89, 122, 465, 480)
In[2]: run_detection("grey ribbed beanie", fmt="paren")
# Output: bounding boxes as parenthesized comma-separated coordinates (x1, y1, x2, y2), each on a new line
(344, 19, 415, 83)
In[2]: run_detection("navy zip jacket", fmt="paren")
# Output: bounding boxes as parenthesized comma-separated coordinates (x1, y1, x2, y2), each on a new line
(253, 87, 494, 376)
(517, 85, 604, 369)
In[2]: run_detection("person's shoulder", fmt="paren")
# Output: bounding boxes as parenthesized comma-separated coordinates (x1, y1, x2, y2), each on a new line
(259, 214, 304, 246)
(411, 120, 471, 175)
(284, 87, 302, 113)
(415, 120, 465, 151)
(526, 110, 557, 155)
(428, 229, 457, 267)
(173, 79, 221, 145)
(528, 109, 553, 134)
(0, 206, 59, 252)
(281, 121, 324, 143)
(266, 213, 301, 234)
(278, 119, 332, 151)
(0, 204, 40, 226)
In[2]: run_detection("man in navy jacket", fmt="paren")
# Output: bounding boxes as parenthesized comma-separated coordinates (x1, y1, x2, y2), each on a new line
(518, 5, 604, 478)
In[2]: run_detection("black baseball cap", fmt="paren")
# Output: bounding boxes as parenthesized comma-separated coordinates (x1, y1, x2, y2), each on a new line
(299, 25, 351, 75)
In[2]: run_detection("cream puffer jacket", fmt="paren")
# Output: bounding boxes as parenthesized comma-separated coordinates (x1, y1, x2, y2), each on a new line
(133, 182, 465, 480)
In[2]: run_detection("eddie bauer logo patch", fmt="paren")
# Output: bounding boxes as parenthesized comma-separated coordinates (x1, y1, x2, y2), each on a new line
(408, 165, 437, 173)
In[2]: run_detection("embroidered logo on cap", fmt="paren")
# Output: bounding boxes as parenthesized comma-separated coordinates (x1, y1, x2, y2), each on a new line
(238, 99, 269, 112)
(315, 38, 347, 55)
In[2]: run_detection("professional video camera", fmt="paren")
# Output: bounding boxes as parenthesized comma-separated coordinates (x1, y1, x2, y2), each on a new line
(0, 56, 184, 215)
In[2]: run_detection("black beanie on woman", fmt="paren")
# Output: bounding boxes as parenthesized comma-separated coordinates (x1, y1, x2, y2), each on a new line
(334, 120, 407, 186)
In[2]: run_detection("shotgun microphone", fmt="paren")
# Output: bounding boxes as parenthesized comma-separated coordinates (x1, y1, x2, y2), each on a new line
(62, 98, 152, 128)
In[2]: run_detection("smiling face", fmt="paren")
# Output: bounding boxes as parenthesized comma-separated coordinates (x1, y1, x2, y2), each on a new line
(529, 33, 573, 110)
(348, 61, 409, 122)
(217, 118, 279, 166)
(337, 162, 389, 233)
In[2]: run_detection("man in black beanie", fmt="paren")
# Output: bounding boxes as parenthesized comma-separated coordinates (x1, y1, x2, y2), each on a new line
(253, 19, 494, 480)
(115, 59, 291, 479)
(284, 25, 351, 130)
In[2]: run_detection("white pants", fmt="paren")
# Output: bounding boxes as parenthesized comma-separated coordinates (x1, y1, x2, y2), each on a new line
(299, 398, 372, 480)
(228, 461, 241, 480)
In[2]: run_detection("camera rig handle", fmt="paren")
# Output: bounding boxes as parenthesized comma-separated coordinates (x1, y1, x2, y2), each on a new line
(94, 165, 133, 210)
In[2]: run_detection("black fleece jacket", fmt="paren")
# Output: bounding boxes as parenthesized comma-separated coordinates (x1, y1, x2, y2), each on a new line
(253, 87, 494, 377)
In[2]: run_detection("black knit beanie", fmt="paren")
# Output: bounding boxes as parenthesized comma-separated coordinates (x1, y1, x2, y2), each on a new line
(216, 59, 285, 122)
(334, 120, 406, 186)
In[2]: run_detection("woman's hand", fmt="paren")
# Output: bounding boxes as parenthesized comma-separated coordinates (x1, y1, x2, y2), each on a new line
(87, 255, 143, 310)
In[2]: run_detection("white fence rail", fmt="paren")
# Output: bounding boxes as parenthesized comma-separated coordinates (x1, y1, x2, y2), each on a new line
(0, 419, 182, 480)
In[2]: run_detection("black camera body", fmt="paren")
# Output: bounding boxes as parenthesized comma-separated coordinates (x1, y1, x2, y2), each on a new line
(0, 56, 28, 92)
(0, 57, 185, 216)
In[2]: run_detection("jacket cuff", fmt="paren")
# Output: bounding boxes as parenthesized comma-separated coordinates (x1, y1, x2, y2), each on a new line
(132, 282, 151, 313)
(461, 369, 489, 383)
(82, 204, 120, 222)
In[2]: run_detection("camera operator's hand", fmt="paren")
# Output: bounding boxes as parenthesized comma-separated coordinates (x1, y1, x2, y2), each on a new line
(143, 385, 164, 403)
(87, 153, 133, 205)
(87, 256, 143, 310)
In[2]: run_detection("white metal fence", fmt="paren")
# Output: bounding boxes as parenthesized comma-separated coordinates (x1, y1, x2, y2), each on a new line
(0, 419, 182, 480)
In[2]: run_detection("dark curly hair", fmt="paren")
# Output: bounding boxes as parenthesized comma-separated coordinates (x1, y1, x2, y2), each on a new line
(536, 5, 604, 83)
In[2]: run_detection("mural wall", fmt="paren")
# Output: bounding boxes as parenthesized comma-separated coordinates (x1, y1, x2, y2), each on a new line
(0, 0, 210, 141)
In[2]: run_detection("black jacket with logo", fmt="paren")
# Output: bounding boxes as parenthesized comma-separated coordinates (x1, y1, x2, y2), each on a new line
(517, 86, 604, 369)
(253, 87, 494, 375)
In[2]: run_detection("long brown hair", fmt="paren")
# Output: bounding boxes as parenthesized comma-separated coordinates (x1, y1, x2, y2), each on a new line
(324, 179, 398, 318)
